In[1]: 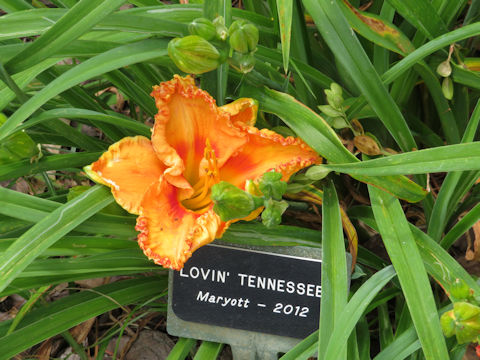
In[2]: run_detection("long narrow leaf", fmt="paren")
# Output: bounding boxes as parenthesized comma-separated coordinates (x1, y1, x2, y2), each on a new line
(0, 39, 168, 141)
(0, 152, 102, 181)
(0, 185, 113, 293)
(0, 186, 136, 237)
(247, 85, 427, 202)
(276, 0, 293, 73)
(428, 99, 480, 241)
(373, 327, 420, 360)
(280, 330, 319, 360)
(0, 277, 166, 358)
(5, 0, 126, 74)
(320, 142, 480, 176)
(319, 181, 348, 359)
(15, 108, 151, 137)
(0, 0, 32, 12)
(303, 0, 417, 153)
(385, 0, 447, 39)
(339, 0, 415, 56)
(193, 341, 224, 359)
(368, 186, 449, 359)
(441, 203, 480, 249)
(166, 338, 197, 360)
(323, 266, 397, 360)
(349, 205, 480, 295)
(383, 23, 480, 85)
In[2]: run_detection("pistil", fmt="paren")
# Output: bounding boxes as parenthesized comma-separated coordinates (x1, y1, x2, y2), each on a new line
(182, 139, 220, 212)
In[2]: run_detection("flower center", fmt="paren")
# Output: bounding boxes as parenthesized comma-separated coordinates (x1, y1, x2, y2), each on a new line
(181, 139, 220, 213)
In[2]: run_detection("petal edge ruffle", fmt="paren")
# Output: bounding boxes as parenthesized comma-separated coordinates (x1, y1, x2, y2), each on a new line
(220, 126, 322, 190)
(150, 75, 247, 189)
(85, 136, 165, 214)
(136, 178, 222, 270)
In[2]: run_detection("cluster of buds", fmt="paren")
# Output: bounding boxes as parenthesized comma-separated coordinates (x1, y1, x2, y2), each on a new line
(318, 83, 383, 157)
(168, 16, 259, 75)
(318, 83, 349, 130)
(228, 19, 259, 74)
(441, 279, 480, 345)
(211, 171, 289, 228)
(436, 44, 455, 100)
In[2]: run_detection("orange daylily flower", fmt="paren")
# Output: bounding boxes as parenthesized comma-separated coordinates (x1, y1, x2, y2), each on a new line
(85, 75, 321, 270)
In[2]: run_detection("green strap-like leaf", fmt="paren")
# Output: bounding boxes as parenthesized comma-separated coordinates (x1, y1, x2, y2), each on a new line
(15, 108, 151, 137)
(368, 186, 449, 359)
(349, 205, 480, 295)
(383, 22, 480, 85)
(428, 99, 480, 241)
(322, 266, 397, 360)
(248, 85, 427, 202)
(0, 185, 113, 293)
(0, 277, 166, 358)
(373, 327, 420, 360)
(0, 39, 168, 142)
(385, 0, 448, 39)
(0, 185, 136, 237)
(319, 181, 348, 359)
(276, 0, 293, 73)
(166, 338, 197, 360)
(0, 0, 33, 12)
(339, 0, 415, 56)
(0, 58, 60, 112)
(441, 203, 480, 250)
(0, 152, 102, 181)
(5, 0, 125, 74)
(5, 0, 127, 75)
(321, 142, 480, 176)
(280, 330, 319, 360)
(302, 0, 417, 153)
(193, 341, 224, 359)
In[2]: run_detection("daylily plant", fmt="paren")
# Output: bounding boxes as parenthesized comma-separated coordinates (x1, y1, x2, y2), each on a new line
(85, 76, 320, 270)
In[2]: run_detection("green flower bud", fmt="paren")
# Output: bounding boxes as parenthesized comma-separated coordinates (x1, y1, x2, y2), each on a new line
(441, 309, 456, 338)
(325, 83, 343, 109)
(229, 20, 259, 54)
(229, 51, 255, 73)
(306, 165, 331, 181)
(262, 199, 289, 228)
(437, 60, 452, 77)
(442, 77, 454, 100)
(168, 35, 221, 74)
(245, 179, 261, 196)
(188, 18, 216, 40)
(318, 105, 343, 118)
(213, 16, 228, 41)
(440, 302, 480, 344)
(330, 82, 343, 97)
(259, 171, 287, 200)
(332, 117, 349, 129)
(450, 279, 473, 300)
(211, 181, 263, 222)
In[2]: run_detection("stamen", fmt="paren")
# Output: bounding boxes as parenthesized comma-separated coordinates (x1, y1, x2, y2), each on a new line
(181, 139, 220, 213)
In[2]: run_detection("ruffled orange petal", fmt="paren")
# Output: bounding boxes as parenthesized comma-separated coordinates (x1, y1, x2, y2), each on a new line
(219, 98, 258, 126)
(150, 75, 247, 188)
(188, 209, 227, 252)
(136, 178, 222, 270)
(84, 136, 165, 214)
(219, 126, 321, 190)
